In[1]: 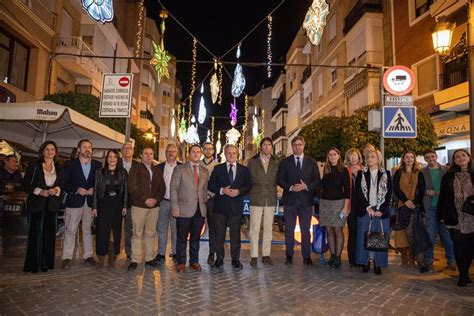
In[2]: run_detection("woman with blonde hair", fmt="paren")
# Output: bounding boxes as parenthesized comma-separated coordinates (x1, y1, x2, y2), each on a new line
(393, 150, 430, 273)
(355, 149, 392, 274)
(319, 148, 350, 269)
(345, 148, 363, 267)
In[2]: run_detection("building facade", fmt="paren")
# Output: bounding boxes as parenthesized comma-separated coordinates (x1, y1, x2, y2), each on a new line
(270, 72, 288, 157)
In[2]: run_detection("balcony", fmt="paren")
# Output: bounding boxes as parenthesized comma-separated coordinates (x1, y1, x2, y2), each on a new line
(272, 126, 286, 141)
(343, 0, 382, 34)
(443, 56, 467, 90)
(140, 109, 154, 121)
(300, 66, 312, 84)
(272, 93, 288, 118)
(55, 36, 109, 81)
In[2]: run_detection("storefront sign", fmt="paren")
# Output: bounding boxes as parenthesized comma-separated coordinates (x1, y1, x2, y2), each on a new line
(99, 73, 133, 118)
(434, 116, 470, 137)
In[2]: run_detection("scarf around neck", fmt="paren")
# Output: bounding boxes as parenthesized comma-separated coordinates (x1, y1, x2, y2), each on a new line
(361, 167, 388, 210)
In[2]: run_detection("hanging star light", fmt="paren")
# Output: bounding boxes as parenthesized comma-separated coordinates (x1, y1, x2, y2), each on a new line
(303, 0, 330, 46)
(231, 44, 246, 98)
(210, 59, 219, 104)
(198, 85, 207, 124)
(230, 99, 238, 127)
(184, 116, 200, 144)
(150, 10, 170, 83)
(81, 0, 114, 23)
(267, 15, 273, 78)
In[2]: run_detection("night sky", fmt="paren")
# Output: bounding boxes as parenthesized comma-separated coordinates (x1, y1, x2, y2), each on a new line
(144, 0, 310, 134)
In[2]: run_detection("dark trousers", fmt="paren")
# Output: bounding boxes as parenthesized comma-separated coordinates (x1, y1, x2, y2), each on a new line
(96, 198, 122, 256)
(124, 207, 132, 257)
(24, 209, 56, 271)
(347, 209, 358, 265)
(215, 212, 241, 261)
(206, 197, 216, 255)
(449, 229, 474, 281)
(176, 209, 204, 265)
(284, 204, 313, 258)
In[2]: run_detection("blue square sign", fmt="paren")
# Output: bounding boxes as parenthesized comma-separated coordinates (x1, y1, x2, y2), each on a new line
(383, 106, 417, 138)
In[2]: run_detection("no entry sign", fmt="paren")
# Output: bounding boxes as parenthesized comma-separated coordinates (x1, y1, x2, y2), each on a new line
(100, 73, 133, 117)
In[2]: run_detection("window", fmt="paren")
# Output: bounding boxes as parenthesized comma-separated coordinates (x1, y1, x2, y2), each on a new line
(413, 55, 438, 97)
(415, 0, 434, 18)
(328, 14, 336, 43)
(330, 59, 337, 88)
(317, 73, 323, 97)
(61, 10, 73, 37)
(0, 29, 29, 91)
(143, 36, 151, 55)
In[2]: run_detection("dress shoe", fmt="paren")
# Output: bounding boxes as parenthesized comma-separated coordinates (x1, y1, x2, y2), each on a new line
(250, 257, 257, 267)
(362, 261, 370, 273)
(419, 267, 429, 274)
(170, 253, 178, 261)
(145, 259, 158, 267)
(212, 259, 223, 269)
(285, 256, 293, 265)
(177, 264, 186, 273)
(374, 265, 382, 275)
(207, 254, 215, 265)
(327, 254, 335, 268)
(303, 258, 313, 266)
(127, 262, 137, 271)
(232, 260, 243, 270)
(189, 263, 202, 271)
(84, 257, 96, 265)
(61, 259, 71, 270)
(334, 256, 341, 269)
(262, 256, 274, 266)
(155, 254, 166, 263)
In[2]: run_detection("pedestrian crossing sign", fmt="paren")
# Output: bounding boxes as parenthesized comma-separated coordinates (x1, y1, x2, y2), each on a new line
(383, 106, 417, 138)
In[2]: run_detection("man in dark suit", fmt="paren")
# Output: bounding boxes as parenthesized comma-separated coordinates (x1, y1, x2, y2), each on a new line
(277, 135, 320, 265)
(61, 139, 102, 269)
(208, 144, 251, 270)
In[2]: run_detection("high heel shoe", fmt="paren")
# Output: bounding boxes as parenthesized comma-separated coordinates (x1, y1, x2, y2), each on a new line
(362, 261, 370, 273)
(374, 264, 382, 275)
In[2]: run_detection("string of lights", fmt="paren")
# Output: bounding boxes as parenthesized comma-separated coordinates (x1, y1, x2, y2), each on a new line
(211, 116, 215, 143)
(267, 15, 273, 78)
(188, 37, 197, 125)
(134, 0, 145, 58)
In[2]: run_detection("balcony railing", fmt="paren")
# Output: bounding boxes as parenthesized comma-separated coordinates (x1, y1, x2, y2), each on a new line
(343, 0, 382, 34)
(272, 126, 286, 141)
(272, 93, 288, 118)
(443, 56, 468, 89)
(301, 66, 312, 84)
(55, 36, 109, 74)
(140, 110, 154, 121)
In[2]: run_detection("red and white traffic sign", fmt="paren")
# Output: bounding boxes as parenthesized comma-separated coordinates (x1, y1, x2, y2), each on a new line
(383, 65, 415, 96)
(118, 76, 130, 87)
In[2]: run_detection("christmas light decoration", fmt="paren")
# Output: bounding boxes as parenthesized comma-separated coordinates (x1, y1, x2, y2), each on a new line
(178, 107, 187, 143)
(216, 131, 222, 158)
(170, 108, 176, 139)
(241, 95, 249, 149)
(206, 130, 211, 143)
(230, 99, 238, 127)
(134, 0, 145, 58)
(210, 59, 219, 104)
(218, 62, 223, 105)
(252, 107, 259, 140)
(198, 84, 206, 124)
(150, 10, 170, 83)
(81, 0, 114, 23)
(188, 38, 197, 123)
(226, 127, 241, 146)
(303, 0, 330, 46)
(261, 109, 265, 136)
(211, 116, 215, 143)
(231, 44, 246, 98)
(184, 116, 200, 144)
(267, 15, 273, 78)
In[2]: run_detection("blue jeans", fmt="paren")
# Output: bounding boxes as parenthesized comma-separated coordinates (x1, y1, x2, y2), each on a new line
(425, 206, 455, 264)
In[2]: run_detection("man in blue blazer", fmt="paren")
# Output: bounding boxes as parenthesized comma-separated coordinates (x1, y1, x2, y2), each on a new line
(208, 144, 251, 270)
(61, 139, 102, 269)
(277, 135, 320, 265)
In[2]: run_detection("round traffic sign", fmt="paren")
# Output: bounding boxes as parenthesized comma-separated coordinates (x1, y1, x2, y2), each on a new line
(383, 65, 415, 96)
(119, 76, 130, 87)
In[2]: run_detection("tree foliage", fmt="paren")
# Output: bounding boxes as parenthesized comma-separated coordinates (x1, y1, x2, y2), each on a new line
(44, 92, 154, 157)
(301, 104, 438, 160)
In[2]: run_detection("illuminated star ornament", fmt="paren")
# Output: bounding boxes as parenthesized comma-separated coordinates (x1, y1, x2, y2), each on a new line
(226, 99, 241, 145)
(231, 44, 246, 98)
(303, 0, 330, 46)
(81, 0, 114, 23)
(150, 10, 171, 83)
(210, 59, 219, 104)
(198, 85, 207, 124)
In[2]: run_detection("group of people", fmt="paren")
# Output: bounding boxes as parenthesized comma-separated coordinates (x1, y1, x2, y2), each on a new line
(11, 134, 474, 287)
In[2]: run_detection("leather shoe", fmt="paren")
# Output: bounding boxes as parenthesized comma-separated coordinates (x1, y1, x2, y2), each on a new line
(127, 262, 137, 271)
(84, 257, 96, 265)
(207, 254, 215, 265)
(262, 256, 274, 266)
(212, 259, 223, 269)
(177, 264, 186, 273)
(61, 259, 71, 269)
(190, 263, 202, 271)
(285, 256, 293, 265)
(145, 259, 159, 267)
(232, 260, 243, 270)
(250, 257, 257, 267)
(303, 258, 313, 266)
(154, 254, 166, 263)
(374, 265, 382, 275)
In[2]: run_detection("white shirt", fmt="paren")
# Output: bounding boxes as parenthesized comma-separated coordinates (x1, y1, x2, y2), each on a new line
(369, 169, 378, 206)
(34, 163, 61, 196)
(163, 161, 177, 199)
(122, 158, 132, 173)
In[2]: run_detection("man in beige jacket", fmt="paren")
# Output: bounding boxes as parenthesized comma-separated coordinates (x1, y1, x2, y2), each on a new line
(171, 144, 209, 273)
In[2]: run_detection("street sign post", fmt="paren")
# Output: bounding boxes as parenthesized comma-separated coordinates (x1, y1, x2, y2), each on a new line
(383, 106, 417, 138)
(99, 73, 133, 118)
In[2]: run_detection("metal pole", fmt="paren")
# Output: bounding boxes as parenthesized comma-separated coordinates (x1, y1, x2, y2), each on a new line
(468, 0, 474, 158)
(380, 66, 385, 161)
(125, 59, 132, 142)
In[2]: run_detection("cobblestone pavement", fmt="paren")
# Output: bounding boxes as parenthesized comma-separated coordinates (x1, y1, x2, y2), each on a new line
(0, 235, 473, 316)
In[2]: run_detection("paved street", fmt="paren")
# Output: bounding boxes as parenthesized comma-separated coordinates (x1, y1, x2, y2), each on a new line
(0, 233, 473, 316)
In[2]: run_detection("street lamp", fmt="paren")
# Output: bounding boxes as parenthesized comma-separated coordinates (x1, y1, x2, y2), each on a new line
(431, 17, 455, 56)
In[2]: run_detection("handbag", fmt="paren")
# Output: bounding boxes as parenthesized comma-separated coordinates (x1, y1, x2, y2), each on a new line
(312, 223, 328, 254)
(364, 219, 389, 251)
(457, 174, 474, 215)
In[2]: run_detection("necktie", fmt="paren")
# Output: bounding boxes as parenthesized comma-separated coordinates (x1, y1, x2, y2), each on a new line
(296, 157, 301, 179)
(193, 165, 199, 185)
(228, 164, 234, 186)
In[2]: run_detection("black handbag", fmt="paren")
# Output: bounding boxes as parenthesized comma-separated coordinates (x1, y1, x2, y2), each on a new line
(364, 219, 389, 251)
(461, 195, 474, 215)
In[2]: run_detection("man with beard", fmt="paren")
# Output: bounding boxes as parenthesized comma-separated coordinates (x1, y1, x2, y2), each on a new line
(61, 139, 102, 269)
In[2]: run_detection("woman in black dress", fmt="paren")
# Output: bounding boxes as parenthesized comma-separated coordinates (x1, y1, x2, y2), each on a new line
(92, 149, 128, 268)
(23, 141, 64, 273)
